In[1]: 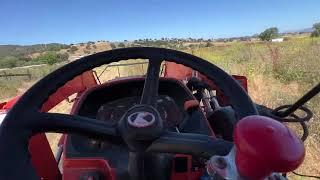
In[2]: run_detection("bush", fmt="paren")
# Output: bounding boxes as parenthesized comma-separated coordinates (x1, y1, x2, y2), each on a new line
(110, 43, 116, 49)
(0, 56, 19, 68)
(69, 46, 78, 53)
(118, 43, 125, 48)
(33, 52, 68, 65)
(83, 50, 90, 54)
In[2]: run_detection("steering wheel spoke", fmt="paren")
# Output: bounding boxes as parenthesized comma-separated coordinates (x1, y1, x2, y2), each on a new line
(140, 58, 163, 106)
(32, 112, 121, 142)
(147, 131, 233, 158)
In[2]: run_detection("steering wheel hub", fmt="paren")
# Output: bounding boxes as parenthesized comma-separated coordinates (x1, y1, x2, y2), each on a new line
(128, 111, 156, 128)
(119, 105, 163, 144)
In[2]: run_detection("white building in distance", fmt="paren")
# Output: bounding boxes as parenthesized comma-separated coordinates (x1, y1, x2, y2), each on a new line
(271, 38, 284, 42)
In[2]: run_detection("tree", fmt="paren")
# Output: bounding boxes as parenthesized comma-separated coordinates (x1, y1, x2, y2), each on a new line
(311, 22, 320, 37)
(259, 27, 279, 41)
(118, 43, 125, 48)
(313, 23, 320, 29)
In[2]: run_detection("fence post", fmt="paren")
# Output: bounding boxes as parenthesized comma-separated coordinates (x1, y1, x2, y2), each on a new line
(117, 67, 120, 77)
(141, 64, 144, 74)
(3, 71, 8, 80)
(27, 69, 31, 80)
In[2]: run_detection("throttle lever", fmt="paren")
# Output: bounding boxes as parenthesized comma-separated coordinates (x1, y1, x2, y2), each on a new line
(234, 115, 305, 179)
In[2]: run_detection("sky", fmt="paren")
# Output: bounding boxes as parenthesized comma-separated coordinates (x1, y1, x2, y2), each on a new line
(0, 0, 320, 45)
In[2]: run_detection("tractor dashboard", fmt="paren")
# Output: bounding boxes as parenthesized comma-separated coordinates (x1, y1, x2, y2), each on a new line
(62, 77, 213, 179)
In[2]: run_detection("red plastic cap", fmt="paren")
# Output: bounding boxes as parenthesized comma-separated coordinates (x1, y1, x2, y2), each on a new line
(1, 96, 20, 110)
(234, 115, 305, 179)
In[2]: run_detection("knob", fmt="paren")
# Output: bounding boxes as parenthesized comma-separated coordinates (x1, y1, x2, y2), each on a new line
(234, 115, 305, 179)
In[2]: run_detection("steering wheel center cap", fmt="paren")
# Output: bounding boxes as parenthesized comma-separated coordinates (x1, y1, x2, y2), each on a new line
(118, 105, 163, 141)
(127, 111, 156, 128)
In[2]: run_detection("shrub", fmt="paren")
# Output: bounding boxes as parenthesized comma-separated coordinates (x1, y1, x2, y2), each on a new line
(33, 52, 68, 65)
(83, 50, 90, 54)
(0, 56, 19, 68)
(110, 43, 116, 49)
(118, 43, 125, 48)
(69, 46, 78, 53)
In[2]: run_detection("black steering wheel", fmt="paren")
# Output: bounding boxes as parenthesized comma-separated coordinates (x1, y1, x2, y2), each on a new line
(0, 47, 257, 180)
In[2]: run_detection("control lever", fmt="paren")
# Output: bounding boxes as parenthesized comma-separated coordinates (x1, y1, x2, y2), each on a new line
(234, 115, 305, 179)
(205, 115, 305, 179)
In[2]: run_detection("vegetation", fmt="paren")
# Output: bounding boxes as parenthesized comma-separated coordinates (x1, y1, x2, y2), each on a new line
(0, 43, 70, 68)
(33, 52, 69, 65)
(0, 43, 69, 57)
(68, 46, 78, 53)
(110, 43, 116, 49)
(311, 22, 320, 37)
(0, 56, 20, 68)
(258, 27, 279, 41)
(118, 43, 126, 48)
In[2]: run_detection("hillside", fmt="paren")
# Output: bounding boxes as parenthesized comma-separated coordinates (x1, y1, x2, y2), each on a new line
(0, 41, 112, 69)
(1, 30, 315, 69)
(65, 41, 112, 61)
(0, 43, 70, 69)
(0, 43, 70, 58)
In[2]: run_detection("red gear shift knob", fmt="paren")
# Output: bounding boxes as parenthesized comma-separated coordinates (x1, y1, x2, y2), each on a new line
(234, 115, 305, 179)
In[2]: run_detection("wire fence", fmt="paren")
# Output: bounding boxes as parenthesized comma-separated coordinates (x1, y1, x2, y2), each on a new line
(0, 70, 31, 80)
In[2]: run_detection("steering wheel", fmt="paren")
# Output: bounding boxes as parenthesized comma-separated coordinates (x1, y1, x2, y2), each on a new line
(0, 47, 257, 180)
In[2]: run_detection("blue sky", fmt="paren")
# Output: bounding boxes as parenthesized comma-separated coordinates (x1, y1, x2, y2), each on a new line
(0, 0, 319, 45)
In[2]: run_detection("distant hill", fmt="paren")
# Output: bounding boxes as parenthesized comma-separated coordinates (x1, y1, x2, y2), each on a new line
(0, 43, 70, 69)
(0, 43, 70, 58)
(0, 41, 112, 68)
(282, 28, 314, 34)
